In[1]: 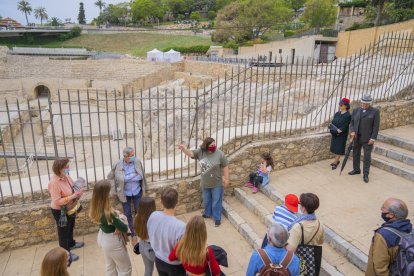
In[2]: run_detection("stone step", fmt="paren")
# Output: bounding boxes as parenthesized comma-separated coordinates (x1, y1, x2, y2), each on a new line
(223, 188, 363, 276)
(377, 133, 414, 152)
(258, 185, 368, 273)
(373, 141, 414, 166)
(371, 152, 414, 181)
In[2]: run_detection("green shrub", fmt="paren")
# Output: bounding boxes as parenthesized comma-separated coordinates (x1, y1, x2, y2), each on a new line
(190, 11, 201, 21)
(345, 22, 374, 31)
(223, 40, 239, 50)
(243, 41, 254, 46)
(59, 26, 82, 41)
(339, 0, 367, 8)
(284, 30, 296, 37)
(162, 45, 210, 54)
(207, 11, 216, 20)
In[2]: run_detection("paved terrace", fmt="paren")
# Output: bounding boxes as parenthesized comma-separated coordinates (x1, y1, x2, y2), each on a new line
(0, 210, 251, 276)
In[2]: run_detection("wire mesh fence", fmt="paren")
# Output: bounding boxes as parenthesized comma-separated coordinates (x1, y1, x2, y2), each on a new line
(0, 32, 413, 206)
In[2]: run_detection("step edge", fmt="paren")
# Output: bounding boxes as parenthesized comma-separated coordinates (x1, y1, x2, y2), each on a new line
(377, 133, 414, 152)
(373, 146, 414, 166)
(222, 200, 344, 276)
(259, 185, 368, 272)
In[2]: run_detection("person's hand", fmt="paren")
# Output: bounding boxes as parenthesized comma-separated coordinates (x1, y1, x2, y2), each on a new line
(337, 129, 342, 133)
(178, 144, 186, 151)
(368, 139, 375, 145)
(350, 132, 355, 141)
(113, 229, 122, 237)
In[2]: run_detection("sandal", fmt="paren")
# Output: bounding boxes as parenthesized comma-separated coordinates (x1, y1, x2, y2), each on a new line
(331, 161, 340, 170)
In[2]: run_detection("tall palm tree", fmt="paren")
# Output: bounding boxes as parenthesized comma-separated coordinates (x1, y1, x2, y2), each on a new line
(34, 7, 48, 25)
(95, 0, 106, 15)
(17, 0, 32, 26)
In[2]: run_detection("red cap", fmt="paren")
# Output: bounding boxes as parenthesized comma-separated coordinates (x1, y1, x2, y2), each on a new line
(285, 194, 299, 212)
(340, 97, 350, 104)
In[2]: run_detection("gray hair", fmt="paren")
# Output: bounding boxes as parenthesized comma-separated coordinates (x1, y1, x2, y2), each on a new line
(388, 199, 408, 220)
(268, 223, 289, 247)
(122, 147, 134, 157)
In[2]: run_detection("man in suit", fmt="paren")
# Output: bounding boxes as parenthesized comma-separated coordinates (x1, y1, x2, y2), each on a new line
(349, 94, 380, 183)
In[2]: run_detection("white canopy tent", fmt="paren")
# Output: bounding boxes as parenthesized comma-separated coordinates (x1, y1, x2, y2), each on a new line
(163, 49, 182, 62)
(147, 48, 163, 62)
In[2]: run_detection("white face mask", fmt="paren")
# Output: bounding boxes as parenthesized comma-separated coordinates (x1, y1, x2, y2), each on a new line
(297, 206, 304, 215)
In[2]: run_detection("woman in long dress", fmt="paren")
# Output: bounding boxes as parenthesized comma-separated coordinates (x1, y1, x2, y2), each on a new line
(329, 97, 351, 169)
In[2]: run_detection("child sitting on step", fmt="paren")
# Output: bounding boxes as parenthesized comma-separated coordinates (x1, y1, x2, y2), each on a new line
(245, 153, 274, 193)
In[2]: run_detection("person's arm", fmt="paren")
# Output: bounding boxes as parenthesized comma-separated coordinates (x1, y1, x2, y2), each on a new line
(223, 166, 229, 187)
(371, 233, 391, 276)
(49, 182, 79, 207)
(286, 224, 301, 252)
(168, 243, 179, 262)
(111, 213, 129, 233)
(369, 109, 380, 144)
(208, 247, 221, 276)
(178, 144, 194, 158)
(246, 250, 260, 276)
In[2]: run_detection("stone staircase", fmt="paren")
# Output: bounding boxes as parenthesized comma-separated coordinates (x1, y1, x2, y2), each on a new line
(223, 186, 365, 276)
(371, 125, 414, 181)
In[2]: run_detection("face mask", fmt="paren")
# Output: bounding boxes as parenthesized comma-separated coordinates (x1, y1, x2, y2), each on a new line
(64, 168, 70, 175)
(381, 212, 391, 222)
(297, 207, 303, 215)
(129, 156, 136, 163)
(208, 145, 217, 152)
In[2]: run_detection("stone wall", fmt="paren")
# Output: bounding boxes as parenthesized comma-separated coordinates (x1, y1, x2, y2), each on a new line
(376, 99, 414, 130)
(184, 61, 236, 79)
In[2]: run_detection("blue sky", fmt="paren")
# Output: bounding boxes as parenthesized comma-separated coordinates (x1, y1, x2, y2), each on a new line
(1, 0, 125, 24)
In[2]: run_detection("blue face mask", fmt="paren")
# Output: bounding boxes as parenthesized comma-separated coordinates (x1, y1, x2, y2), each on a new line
(64, 168, 70, 175)
(129, 156, 136, 163)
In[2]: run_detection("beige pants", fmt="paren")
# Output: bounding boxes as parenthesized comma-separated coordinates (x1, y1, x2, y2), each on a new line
(97, 229, 132, 276)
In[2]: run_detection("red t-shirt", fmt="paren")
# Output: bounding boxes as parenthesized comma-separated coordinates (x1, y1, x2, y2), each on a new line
(168, 244, 221, 275)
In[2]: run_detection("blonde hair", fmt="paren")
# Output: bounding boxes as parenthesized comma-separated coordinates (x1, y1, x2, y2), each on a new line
(176, 215, 207, 266)
(89, 180, 112, 224)
(40, 247, 69, 276)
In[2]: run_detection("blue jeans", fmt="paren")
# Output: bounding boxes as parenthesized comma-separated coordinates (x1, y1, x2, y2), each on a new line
(121, 191, 141, 236)
(202, 186, 224, 222)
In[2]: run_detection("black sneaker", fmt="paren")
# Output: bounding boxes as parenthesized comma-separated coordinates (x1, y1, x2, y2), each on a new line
(70, 242, 85, 250)
(202, 213, 211, 219)
(215, 220, 221, 227)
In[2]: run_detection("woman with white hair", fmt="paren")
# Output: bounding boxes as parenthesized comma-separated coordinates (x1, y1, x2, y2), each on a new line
(246, 223, 300, 276)
(107, 146, 147, 244)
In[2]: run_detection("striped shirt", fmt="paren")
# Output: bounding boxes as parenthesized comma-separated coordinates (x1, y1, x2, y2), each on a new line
(272, 205, 297, 229)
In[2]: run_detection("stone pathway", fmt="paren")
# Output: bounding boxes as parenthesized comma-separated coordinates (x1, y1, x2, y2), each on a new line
(0, 210, 253, 276)
(268, 159, 414, 255)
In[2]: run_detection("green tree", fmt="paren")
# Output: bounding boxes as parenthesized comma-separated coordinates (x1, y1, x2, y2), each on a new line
(163, 0, 187, 16)
(49, 17, 63, 26)
(285, 0, 307, 13)
(214, 0, 292, 42)
(190, 11, 201, 20)
(34, 7, 48, 25)
(78, 2, 86, 24)
(131, 0, 164, 21)
(207, 10, 216, 19)
(17, 0, 32, 26)
(371, 0, 387, 26)
(95, 0, 106, 15)
(301, 0, 336, 32)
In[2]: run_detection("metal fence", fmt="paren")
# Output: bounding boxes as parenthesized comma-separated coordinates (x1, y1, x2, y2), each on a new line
(0, 32, 413, 206)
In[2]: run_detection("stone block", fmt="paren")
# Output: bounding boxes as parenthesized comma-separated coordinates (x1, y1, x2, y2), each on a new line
(0, 223, 14, 232)
(347, 246, 368, 272)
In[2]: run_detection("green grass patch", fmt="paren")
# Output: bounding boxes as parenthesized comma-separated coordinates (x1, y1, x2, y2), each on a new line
(62, 32, 213, 56)
(0, 32, 213, 57)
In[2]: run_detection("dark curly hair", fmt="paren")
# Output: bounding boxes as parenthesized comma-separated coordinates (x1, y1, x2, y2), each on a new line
(261, 152, 274, 169)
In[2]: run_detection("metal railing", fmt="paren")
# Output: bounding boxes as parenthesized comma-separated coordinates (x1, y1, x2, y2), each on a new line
(0, 32, 413, 206)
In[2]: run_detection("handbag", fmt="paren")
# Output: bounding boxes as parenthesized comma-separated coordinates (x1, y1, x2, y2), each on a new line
(296, 221, 322, 276)
(65, 177, 82, 216)
(205, 246, 227, 276)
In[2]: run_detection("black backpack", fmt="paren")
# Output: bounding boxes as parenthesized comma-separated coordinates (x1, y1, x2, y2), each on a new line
(383, 227, 414, 276)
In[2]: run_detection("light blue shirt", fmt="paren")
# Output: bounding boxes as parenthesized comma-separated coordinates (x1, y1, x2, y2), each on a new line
(246, 245, 300, 276)
(123, 160, 142, 196)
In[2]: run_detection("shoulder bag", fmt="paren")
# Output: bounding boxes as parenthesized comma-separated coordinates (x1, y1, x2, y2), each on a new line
(295, 221, 322, 276)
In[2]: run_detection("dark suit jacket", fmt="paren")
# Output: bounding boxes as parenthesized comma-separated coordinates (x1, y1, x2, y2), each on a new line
(349, 106, 380, 143)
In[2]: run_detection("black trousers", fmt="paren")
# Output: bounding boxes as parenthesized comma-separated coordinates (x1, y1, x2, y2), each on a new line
(51, 208, 76, 251)
(249, 172, 263, 188)
(352, 139, 373, 176)
(155, 257, 186, 276)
